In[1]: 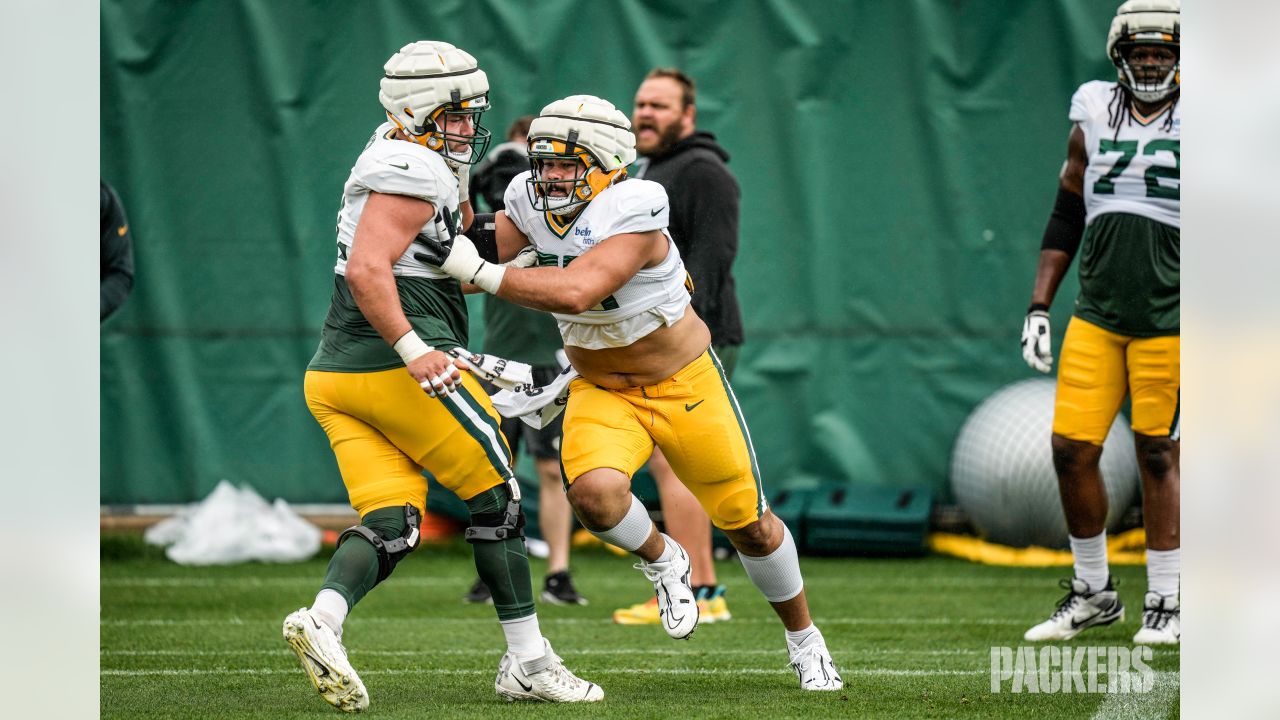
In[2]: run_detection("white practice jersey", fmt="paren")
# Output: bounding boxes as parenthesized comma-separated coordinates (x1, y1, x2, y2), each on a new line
(1072, 80, 1180, 228)
(503, 172, 692, 349)
(333, 123, 463, 279)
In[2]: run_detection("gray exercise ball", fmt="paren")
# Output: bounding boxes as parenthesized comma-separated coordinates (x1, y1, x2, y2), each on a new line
(950, 378, 1139, 548)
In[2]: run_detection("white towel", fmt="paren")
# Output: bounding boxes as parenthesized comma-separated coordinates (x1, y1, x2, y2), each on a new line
(490, 364, 579, 429)
(445, 348, 533, 390)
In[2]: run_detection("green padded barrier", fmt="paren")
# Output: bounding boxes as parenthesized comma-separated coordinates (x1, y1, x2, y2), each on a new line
(805, 485, 933, 556)
(102, 0, 1116, 505)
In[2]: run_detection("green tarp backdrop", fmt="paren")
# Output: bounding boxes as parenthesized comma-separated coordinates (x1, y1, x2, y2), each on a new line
(101, 0, 1118, 505)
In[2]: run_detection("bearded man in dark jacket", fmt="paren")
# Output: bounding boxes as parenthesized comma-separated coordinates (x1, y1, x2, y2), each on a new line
(612, 68, 745, 627)
(632, 70, 743, 356)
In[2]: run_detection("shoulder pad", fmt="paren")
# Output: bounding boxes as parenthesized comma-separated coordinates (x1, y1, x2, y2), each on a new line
(1069, 80, 1115, 122)
(502, 170, 536, 231)
(354, 141, 452, 205)
(613, 178, 668, 214)
(598, 179, 669, 235)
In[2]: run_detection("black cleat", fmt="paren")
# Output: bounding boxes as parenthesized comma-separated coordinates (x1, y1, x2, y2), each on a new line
(464, 577, 493, 604)
(541, 570, 589, 606)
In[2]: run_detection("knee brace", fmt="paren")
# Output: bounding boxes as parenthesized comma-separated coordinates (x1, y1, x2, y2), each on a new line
(465, 479, 526, 543)
(337, 504, 421, 583)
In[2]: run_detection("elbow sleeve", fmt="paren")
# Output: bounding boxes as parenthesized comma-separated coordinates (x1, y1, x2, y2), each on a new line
(1040, 187, 1086, 258)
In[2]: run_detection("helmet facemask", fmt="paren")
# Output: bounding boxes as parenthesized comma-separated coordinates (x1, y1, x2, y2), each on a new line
(1113, 38, 1180, 104)
(1106, 1, 1181, 105)
(525, 134, 625, 215)
(390, 92, 493, 166)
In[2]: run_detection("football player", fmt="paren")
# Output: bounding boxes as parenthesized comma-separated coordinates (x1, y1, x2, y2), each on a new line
(283, 41, 602, 711)
(1021, 0, 1181, 645)
(416, 95, 843, 691)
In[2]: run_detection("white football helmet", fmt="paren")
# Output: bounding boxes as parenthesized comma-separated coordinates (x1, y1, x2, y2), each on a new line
(1107, 0, 1180, 104)
(379, 41, 492, 165)
(525, 95, 636, 215)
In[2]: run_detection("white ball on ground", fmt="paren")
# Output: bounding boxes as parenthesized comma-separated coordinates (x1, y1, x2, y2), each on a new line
(950, 378, 1139, 548)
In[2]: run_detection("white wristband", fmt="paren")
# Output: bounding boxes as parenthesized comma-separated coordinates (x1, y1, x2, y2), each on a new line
(469, 261, 506, 294)
(393, 330, 433, 365)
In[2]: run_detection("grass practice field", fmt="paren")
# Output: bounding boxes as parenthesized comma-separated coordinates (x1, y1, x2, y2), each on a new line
(101, 534, 1178, 719)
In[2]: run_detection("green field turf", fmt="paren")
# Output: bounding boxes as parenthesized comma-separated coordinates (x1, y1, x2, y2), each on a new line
(101, 535, 1178, 719)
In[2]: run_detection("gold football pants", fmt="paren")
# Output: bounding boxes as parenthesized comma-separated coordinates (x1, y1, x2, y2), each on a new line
(559, 350, 767, 530)
(1053, 316, 1180, 444)
(305, 368, 513, 516)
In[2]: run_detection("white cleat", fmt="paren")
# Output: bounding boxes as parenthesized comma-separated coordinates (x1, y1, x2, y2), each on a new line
(1133, 592, 1180, 645)
(283, 607, 369, 713)
(1024, 577, 1125, 642)
(494, 639, 604, 703)
(788, 636, 844, 691)
(635, 535, 699, 639)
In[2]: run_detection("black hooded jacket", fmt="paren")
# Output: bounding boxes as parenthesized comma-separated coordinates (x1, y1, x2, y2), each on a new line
(636, 131, 743, 347)
(100, 181, 134, 321)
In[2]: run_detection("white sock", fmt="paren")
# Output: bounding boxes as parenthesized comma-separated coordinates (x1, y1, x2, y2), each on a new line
(311, 589, 348, 631)
(654, 534, 676, 563)
(500, 614, 545, 661)
(1146, 548, 1180, 598)
(785, 623, 820, 649)
(1069, 532, 1110, 592)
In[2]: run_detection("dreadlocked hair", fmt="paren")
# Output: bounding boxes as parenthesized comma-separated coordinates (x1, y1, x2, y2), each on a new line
(1107, 85, 1179, 141)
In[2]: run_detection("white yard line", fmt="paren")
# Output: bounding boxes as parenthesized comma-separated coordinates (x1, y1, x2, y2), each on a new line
(102, 576, 479, 587)
(102, 647, 987, 658)
(101, 667, 987, 678)
(101, 616, 1033, 627)
(101, 575, 1033, 590)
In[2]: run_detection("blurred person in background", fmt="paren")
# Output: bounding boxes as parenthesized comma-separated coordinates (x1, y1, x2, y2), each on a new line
(468, 115, 533, 212)
(283, 41, 602, 712)
(1020, 0, 1180, 646)
(464, 116, 588, 607)
(100, 181, 134, 321)
(611, 68, 742, 627)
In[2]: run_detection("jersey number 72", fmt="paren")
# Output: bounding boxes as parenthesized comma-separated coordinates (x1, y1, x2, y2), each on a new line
(1092, 138, 1179, 200)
